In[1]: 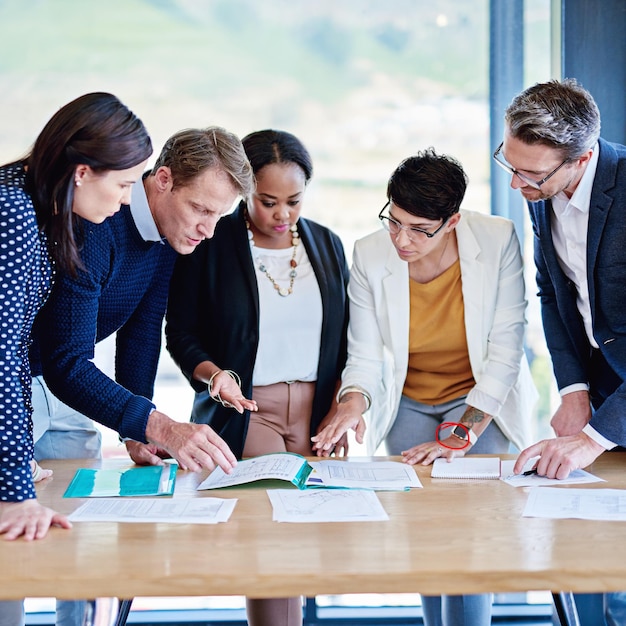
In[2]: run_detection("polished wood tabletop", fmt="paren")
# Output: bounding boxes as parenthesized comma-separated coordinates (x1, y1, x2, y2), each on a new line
(2, 454, 626, 601)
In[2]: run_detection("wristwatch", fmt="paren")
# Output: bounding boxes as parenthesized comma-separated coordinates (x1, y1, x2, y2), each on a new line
(451, 425, 478, 446)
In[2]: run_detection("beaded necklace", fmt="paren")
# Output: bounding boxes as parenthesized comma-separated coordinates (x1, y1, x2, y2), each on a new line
(246, 217, 301, 297)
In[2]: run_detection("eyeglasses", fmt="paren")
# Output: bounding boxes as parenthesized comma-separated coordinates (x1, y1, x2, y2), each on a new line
(492, 142, 571, 190)
(378, 203, 447, 240)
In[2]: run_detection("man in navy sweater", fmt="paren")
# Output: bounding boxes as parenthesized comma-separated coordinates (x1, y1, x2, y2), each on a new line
(32, 126, 255, 471)
(18, 127, 254, 626)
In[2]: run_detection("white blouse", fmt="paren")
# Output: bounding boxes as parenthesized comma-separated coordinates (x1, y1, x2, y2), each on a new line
(251, 242, 323, 386)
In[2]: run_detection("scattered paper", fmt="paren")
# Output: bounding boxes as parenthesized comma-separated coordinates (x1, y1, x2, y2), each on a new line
(68, 497, 237, 524)
(267, 489, 389, 522)
(306, 460, 422, 490)
(523, 487, 626, 520)
(501, 458, 605, 487)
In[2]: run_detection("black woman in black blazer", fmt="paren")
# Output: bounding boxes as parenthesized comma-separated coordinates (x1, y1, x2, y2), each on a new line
(166, 202, 349, 460)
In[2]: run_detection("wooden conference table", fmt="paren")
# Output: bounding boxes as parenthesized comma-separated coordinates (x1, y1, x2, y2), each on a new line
(3, 454, 626, 623)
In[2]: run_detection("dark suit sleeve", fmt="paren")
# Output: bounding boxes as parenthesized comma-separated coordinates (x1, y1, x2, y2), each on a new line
(589, 384, 626, 445)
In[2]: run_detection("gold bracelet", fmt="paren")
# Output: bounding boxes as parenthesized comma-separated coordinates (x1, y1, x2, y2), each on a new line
(208, 369, 242, 409)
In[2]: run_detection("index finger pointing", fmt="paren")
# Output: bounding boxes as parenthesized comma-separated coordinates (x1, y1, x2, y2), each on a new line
(514, 441, 545, 474)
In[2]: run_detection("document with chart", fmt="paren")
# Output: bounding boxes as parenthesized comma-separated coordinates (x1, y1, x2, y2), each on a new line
(68, 496, 237, 524)
(306, 459, 422, 490)
(197, 452, 312, 490)
(267, 489, 389, 522)
(197, 453, 422, 491)
(523, 487, 626, 520)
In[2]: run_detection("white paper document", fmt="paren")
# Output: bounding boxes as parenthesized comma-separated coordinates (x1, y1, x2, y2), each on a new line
(68, 497, 237, 524)
(523, 487, 626, 520)
(431, 457, 501, 479)
(306, 460, 422, 490)
(197, 453, 309, 490)
(267, 489, 389, 522)
(500, 458, 605, 487)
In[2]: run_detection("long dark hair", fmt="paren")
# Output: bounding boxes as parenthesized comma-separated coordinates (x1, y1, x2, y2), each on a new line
(24, 92, 152, 275)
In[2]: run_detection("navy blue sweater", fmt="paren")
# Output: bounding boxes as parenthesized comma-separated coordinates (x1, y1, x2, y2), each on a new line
(32, 206, 177, 442)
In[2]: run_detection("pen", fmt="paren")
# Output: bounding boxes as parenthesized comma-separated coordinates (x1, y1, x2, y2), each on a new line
(523, 468, 539, 476)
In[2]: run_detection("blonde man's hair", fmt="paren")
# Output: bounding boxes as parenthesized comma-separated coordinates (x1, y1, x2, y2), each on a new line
(152, 126, 253, 196)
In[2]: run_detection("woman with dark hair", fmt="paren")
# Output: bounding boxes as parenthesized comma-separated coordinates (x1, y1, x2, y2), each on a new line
(312, 148, 537, 626)
(166, 129, 349, 626)
(0, 92, 151, 543)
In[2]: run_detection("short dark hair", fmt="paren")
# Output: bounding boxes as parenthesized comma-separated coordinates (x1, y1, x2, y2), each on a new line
(387, 148, 468, 221)
(505, 78, 601, 159)
(25, 92, 152, 275)
(242, 129, 313, 183)
(152, 127, 253, 197)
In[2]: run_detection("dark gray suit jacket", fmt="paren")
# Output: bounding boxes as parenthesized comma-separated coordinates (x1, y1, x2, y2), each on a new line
(528, 138, 626, 445)
(166, 203, 349, 459)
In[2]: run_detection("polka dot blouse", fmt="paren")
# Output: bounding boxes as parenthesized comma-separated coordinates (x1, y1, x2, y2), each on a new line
(0, 162, 53, 502)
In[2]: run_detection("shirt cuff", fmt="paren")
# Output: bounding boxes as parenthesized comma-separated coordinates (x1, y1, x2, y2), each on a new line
(582, 423, 617, 450)
(465, 388, 500, 417)
(559, 383, 589, 396)
(337, 385, 372, 412)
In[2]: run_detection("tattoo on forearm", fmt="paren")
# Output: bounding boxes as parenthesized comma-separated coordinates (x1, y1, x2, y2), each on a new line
(461, 407, 486, 428)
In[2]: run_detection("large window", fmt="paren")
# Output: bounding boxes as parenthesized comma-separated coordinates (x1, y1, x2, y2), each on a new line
(2, 0, 556, 622)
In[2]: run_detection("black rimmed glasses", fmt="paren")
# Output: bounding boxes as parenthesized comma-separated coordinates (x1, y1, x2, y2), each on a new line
(492, 142, 571, 190)
(378, 202, 447, 241)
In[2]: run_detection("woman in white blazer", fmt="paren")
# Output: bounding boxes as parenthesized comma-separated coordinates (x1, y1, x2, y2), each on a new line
(313, 149, 537, 626)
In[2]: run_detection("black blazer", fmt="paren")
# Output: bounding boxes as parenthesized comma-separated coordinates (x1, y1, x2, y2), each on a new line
(166, 204, 349, 459)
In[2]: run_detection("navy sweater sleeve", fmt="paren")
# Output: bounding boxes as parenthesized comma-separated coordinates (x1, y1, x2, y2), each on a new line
(39, 210, 176, 442)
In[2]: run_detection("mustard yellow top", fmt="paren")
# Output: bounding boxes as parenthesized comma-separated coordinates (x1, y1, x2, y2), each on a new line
(403, 260, 475, 405)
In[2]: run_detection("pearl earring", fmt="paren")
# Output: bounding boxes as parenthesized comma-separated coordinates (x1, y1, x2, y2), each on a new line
(75, 180, 81, 187)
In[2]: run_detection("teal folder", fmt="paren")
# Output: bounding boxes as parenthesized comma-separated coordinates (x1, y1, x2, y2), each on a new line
(63, 463, 178, 498)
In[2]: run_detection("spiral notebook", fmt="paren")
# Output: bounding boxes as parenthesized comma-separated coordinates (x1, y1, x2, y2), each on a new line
(431, 457, 501, 479)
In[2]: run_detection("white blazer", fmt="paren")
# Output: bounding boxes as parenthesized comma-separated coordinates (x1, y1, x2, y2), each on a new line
(340, 210, 537, 453)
